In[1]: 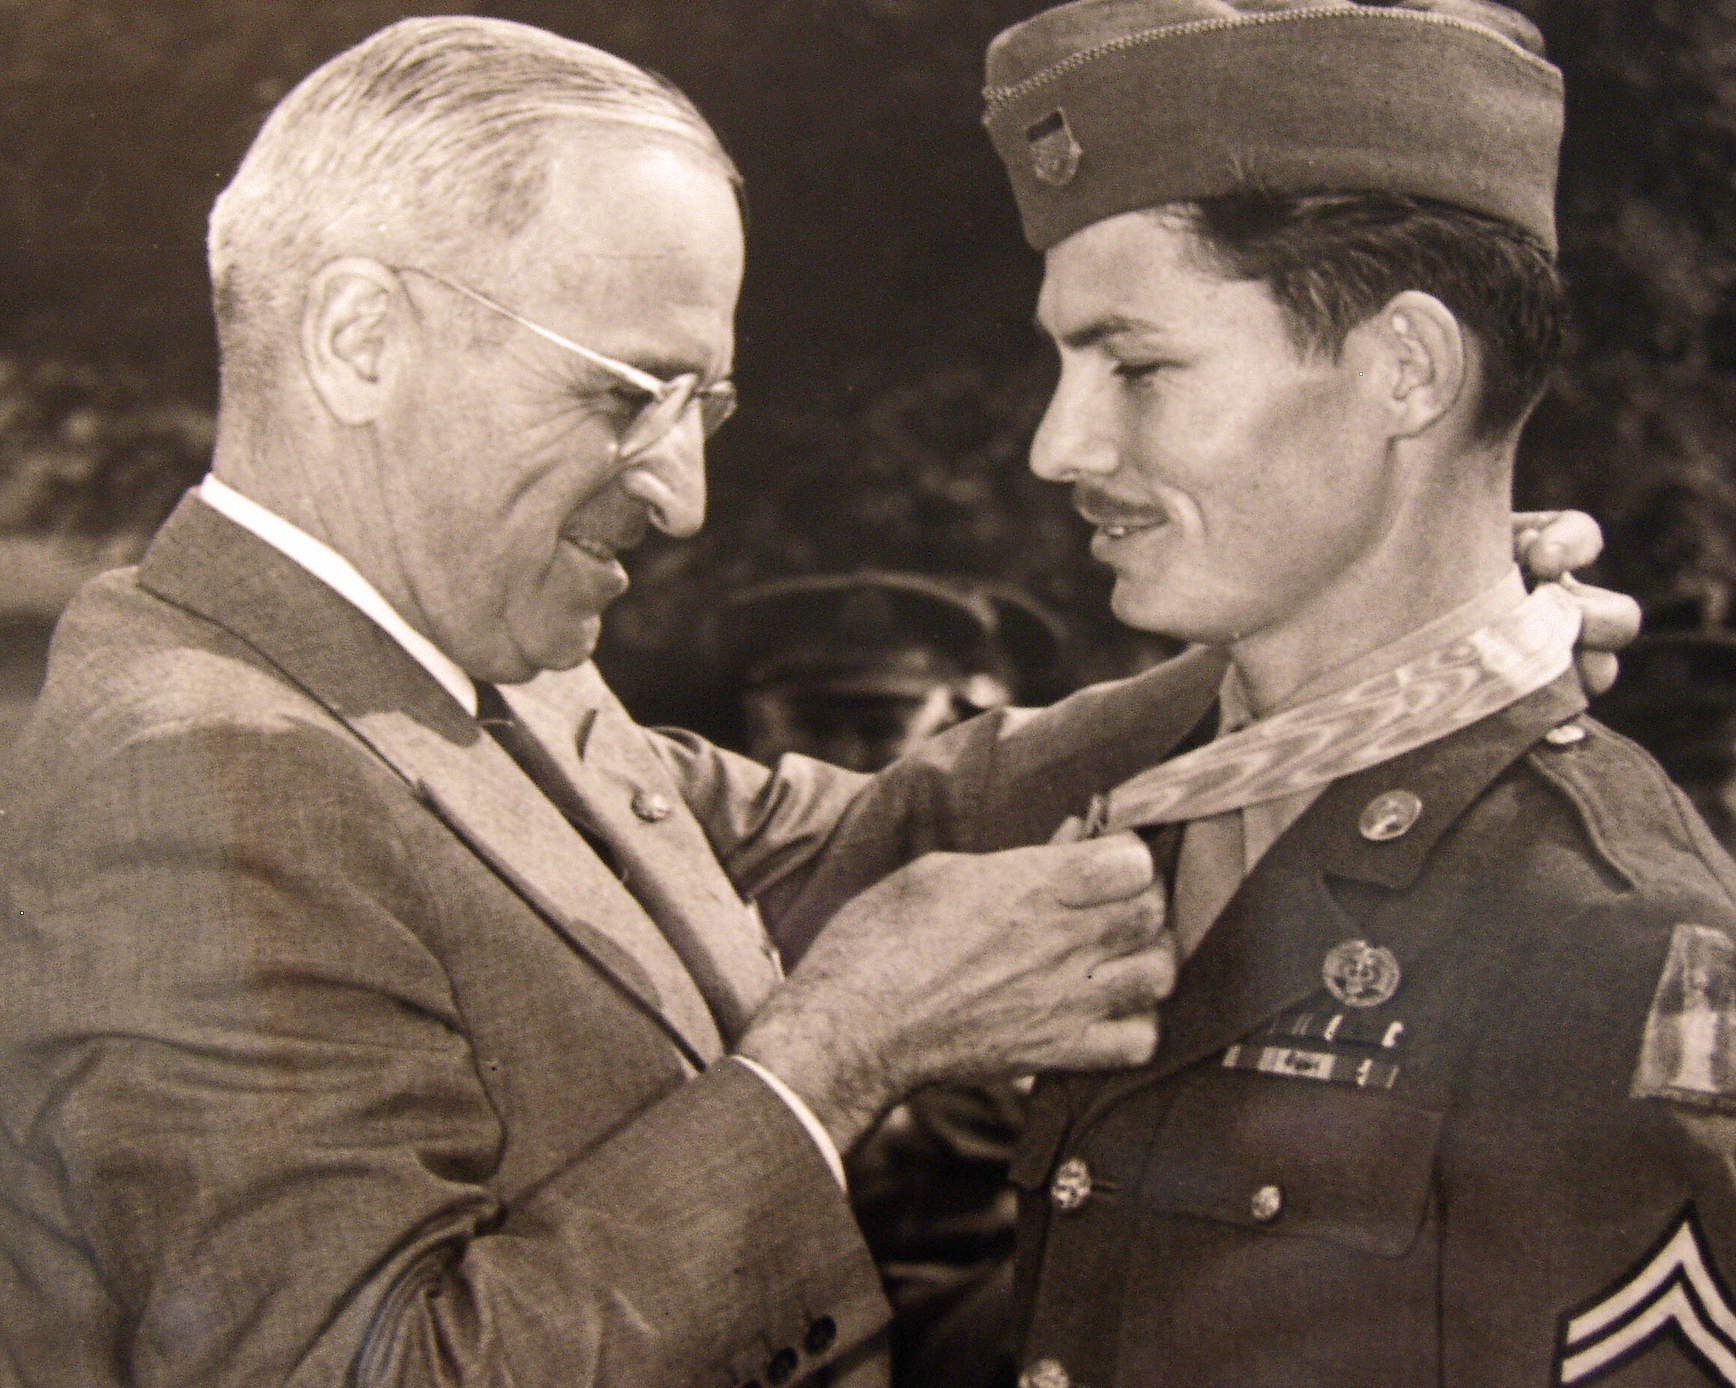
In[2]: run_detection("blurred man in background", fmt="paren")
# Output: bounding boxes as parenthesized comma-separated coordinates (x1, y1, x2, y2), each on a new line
(714, 570, 1065, 771)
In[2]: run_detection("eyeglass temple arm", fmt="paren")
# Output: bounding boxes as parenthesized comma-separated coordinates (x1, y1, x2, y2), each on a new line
(406, 268, 673, 396)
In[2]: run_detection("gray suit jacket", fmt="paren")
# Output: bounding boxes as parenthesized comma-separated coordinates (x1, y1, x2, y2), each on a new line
(0, 494, 1215, 1388)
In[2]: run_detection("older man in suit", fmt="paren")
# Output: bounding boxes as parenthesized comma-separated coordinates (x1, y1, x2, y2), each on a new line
(0, 19, 1201, 1388)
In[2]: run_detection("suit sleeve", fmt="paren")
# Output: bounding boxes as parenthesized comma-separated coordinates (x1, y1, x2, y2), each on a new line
(0, 721, 885, 1388)
(654, 645, 1226, 963)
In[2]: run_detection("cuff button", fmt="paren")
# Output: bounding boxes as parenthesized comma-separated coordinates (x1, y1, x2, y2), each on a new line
(766, 1347, 799, 1385)
(804, 1315, 838, 1354)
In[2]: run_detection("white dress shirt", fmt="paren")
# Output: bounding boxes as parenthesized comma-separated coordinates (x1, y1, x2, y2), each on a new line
(199, 475, 478, 716)
(196, 474, 846, 1189)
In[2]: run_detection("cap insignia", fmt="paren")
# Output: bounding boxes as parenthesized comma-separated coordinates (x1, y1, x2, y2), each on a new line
(1027, 109, 1082, 187)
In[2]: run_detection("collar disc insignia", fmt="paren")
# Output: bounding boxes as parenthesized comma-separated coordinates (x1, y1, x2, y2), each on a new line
(1360, 789, 1423, 841)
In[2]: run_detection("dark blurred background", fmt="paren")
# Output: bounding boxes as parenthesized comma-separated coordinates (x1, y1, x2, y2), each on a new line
(3, 0, 1736, 783)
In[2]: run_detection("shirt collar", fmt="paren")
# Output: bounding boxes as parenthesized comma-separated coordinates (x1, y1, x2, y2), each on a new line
(197, 475, 477, 717)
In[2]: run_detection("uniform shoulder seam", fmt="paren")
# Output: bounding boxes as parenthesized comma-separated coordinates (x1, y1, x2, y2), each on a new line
(1525, 723, 1736, 911)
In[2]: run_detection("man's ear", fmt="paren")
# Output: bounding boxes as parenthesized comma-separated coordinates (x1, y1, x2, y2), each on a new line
(300, 258, 409, 426)
(1355, 289, 1471, 440)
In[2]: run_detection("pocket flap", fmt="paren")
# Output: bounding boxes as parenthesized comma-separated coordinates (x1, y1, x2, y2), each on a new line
(1137, 1071, 1442, 1257)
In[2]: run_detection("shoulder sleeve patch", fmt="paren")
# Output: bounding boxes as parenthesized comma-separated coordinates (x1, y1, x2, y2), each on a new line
(1633, 924, 1736, 1111)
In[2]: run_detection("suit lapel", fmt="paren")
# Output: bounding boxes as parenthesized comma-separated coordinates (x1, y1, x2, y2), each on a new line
(136, 493, 724, 1067)
(504, 670, 783, 1045)
(346, 702, 724, 1066)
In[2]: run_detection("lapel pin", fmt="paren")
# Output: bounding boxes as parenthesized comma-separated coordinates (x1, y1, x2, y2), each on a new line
(631, 788, 672, 823)
(1359, 789, 1422, 841)
(1323, 938, 1402, 1009)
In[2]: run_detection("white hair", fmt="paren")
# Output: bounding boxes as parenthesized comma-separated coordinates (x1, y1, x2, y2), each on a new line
(207, 16, 738, 381)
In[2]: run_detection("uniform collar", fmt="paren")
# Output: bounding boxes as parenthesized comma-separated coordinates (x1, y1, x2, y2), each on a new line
(1215, 568, 1536, 869)
(1297, 668, 1590, 890)
(1222, 567, 1529, 726)
(1058, 666, 1592, 1128)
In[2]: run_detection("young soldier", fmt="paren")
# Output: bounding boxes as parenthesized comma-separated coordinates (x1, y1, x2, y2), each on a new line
(969, 1, 1736, 1384)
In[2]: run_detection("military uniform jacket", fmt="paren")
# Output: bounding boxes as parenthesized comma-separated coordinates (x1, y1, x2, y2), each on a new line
(1003, 673, 1736, 1388)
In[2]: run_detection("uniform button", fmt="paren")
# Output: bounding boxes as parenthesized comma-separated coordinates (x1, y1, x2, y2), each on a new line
(1250, 1183, 1284, 1223)
(1019, 1358, 1072, 1388)
(1049, 1156, 1093, 1212)
(804, 1315, 837, 1354)
(631, 788, 672, 823)
(1544, 722, 1587, 746)
(765, 1347, 799, 1385)
(1359, 789, 1422, 842)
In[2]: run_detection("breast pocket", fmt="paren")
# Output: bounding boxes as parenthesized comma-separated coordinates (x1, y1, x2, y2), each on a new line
(1136, 1069, 1444, 1258)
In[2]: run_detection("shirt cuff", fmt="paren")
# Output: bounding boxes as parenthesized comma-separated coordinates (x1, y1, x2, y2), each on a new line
(731, 1055, 847, 1191)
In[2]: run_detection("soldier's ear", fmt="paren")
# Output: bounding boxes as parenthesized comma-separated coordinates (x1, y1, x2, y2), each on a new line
(300, 257, 408, 426)
(1354, 290, 1471, 441)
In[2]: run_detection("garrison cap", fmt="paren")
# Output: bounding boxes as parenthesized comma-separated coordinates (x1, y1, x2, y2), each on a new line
(983, 0, 1564, 253)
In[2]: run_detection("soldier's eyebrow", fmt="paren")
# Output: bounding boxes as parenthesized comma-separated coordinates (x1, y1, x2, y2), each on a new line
(1038, 313, 1169, 350)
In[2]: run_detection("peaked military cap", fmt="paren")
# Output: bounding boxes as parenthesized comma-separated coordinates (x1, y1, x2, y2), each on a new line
(983, 0, 1564, 252)
(714, 570, 1065, 705)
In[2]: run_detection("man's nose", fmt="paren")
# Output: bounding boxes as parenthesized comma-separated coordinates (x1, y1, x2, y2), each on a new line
(620, 410, 707, 538)
(1029, 368, 1120, 483)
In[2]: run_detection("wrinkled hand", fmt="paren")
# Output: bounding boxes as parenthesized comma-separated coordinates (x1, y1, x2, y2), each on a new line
(1513, 509, 1642, 695)
(738, 834, 1173, 1152)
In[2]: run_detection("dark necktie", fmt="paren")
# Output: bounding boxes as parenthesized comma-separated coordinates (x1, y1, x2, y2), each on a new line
(472, 680, 771, 1048)
(472, 680, 623, 880)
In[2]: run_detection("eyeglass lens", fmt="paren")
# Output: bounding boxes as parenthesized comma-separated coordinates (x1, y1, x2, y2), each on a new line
(618, 379, 738, 458)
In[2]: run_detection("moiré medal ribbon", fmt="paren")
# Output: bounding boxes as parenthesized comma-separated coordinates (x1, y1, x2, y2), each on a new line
(1082, 583, 1582, 834)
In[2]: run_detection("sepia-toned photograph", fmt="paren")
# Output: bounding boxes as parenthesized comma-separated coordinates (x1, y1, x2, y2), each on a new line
(3, 1, 1735, 1384)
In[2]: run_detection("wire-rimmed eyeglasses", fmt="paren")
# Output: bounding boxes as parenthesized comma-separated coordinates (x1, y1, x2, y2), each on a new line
(397, 266, 737, 460)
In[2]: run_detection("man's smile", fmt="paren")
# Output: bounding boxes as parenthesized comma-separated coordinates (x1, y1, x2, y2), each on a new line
(1074, 487, 1169, 543)
(566, 535, 625, 564)
(562, 508, 650, 568)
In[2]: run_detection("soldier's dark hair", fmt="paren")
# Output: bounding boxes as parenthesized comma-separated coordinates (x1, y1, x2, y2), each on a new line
(1172, 191, 1564, 443)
